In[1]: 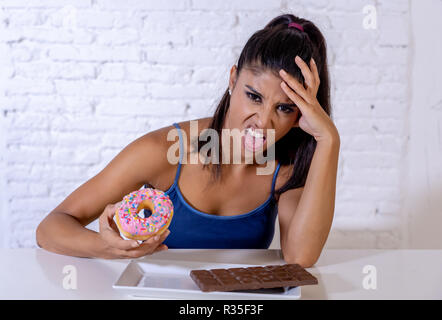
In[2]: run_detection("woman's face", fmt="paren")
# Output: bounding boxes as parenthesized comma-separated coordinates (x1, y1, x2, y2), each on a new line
(224, 64, 301, 155)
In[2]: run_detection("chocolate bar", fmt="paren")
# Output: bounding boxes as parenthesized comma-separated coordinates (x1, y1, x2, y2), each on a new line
(189, 264, 318, 292)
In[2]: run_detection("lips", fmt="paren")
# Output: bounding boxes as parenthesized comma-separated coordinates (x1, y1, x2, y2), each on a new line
(244, 126, 266, 151)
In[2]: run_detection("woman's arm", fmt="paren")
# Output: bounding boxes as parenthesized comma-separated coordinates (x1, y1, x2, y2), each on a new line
(36, 125, 176, 258)
(277, 56, 340, 267)
(278, 135, 340, 267)
(36, 210, 109, 258)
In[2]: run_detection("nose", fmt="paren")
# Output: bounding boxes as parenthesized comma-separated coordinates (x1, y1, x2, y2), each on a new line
(256, 106, 273, 129)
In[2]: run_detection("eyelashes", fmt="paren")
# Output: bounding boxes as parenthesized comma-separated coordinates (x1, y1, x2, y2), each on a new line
(245, 92, 295, 114)
(246, 92, 261, 103)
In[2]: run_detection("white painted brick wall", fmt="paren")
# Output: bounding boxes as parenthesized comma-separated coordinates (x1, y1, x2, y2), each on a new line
(0, 0, 412, 250)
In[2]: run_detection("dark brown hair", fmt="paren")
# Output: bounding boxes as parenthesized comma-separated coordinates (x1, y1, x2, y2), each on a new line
(195, 13, 331, 198)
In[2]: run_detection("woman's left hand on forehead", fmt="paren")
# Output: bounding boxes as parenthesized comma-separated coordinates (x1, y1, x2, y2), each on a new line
(279, 56, 338, 144)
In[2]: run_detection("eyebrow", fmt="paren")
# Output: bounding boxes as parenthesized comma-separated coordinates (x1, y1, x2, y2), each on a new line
(245, 85, 297, 107)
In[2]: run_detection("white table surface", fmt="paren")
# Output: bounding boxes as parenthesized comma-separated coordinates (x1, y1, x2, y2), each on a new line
(1, 248, 441, 299)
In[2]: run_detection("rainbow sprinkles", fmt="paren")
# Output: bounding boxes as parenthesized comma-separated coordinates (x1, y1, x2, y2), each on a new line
(115, 188, 174, 241)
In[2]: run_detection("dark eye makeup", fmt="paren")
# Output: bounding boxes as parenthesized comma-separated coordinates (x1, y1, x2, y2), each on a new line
(245, 91, 295, 114)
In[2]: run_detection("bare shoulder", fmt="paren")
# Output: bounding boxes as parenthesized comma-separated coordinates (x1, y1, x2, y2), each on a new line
(136, 117, 213, 184)
(133, 122, 179, 185)
(173, 117, 213, 137)
(143, 117, 213, 153)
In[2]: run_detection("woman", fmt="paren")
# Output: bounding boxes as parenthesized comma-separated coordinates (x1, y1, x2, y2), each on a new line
(36, 14, 340, 267)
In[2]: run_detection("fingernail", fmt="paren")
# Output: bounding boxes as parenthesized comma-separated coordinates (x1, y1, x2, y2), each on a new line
(166, 230, 171, 236)
(132, 241, 139, 248)
(280, 69, 287, 76)
(154, 235, 160, 241)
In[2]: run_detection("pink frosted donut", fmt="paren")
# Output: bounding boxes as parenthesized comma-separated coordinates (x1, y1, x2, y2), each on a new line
(115, 188, 174, 241)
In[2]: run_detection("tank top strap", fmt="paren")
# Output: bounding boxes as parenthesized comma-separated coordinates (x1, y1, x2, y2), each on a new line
(172, 122, 184, 184)
(270, 162, 281, 193)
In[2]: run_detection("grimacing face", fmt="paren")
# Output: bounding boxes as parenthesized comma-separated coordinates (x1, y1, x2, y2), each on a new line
(224, 64, 301, 155)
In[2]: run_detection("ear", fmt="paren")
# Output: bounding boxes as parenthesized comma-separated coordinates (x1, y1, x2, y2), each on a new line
(228, 65, 237, 92)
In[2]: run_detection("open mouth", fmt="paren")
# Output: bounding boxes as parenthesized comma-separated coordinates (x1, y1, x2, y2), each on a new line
(243, 126, 266, 152)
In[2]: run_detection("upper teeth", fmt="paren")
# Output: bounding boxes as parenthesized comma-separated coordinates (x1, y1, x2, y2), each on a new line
(246, 127, 265, 139)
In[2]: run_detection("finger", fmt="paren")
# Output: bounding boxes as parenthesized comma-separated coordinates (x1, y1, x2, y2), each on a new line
(102, 202, 120, 225)
(294, 55, 315, 90)
(309, 58, 320, 98)
(280, 81, 310, 114)
(114, 229, 171, 258)
(99, 204, 139, 250)
(100, 203, 117, 229)
(147, 229, 170, 246)
(310, 58, 320, 87)
(107, 202, 123, 234)
(102, 228, 140, 250)
(99, 203, 116, 230)
(111, 247, 141, 259)
(137, 229, 171, 253)
(107, 201, 122, 219)
(279, 69, 311, 103)
(158, 229, 171, 243)
(153, 244, 168, 253)
(108, 217, 121, 235)
(120, 242, 168, 259)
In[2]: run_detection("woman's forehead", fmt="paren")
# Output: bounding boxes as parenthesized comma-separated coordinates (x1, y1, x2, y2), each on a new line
(240, 66, 281, 84)
(239, 68, 292, 102)
(242, 64, 280, 78)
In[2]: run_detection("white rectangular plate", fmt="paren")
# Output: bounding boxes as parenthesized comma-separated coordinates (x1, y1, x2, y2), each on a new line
(113, 259, 301, 300)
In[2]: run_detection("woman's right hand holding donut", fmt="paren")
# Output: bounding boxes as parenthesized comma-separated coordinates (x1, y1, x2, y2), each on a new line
(98, 202, 170, 259)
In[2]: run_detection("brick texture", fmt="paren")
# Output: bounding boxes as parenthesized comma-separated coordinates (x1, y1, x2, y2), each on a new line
(0, 0, 409, 249)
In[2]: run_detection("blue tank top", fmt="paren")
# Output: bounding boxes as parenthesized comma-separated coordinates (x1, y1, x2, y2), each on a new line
(144, 122, 281, 249)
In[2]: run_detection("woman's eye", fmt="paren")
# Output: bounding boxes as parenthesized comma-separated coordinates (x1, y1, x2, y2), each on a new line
(278, 105, 294, 114)
(246, 92, 294, 114)
(246, 92, 261, 103)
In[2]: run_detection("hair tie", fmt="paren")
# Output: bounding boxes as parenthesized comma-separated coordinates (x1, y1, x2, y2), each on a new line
(288, 22, 304, 32)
